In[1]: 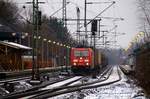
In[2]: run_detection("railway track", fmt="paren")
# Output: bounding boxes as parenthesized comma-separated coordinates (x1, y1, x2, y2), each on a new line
(0, 68, 66, 86)
(0, 66, 70, 80)
(0, 76, 31, 85)
(0, 72, 72, 96)
(31, 66, 121, 99)
(4, 66, 112, 99)
(0, 76, 83, 99)
(1, 66, 120, 99)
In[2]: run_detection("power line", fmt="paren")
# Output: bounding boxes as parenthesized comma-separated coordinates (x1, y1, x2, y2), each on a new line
(68, 1, 98, 15)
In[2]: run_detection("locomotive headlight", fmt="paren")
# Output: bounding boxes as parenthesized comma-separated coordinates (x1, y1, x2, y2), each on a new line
(73, 63, 77, 65)
(73, 59, 78, 62)
(86, 63, 89, 65)
(84, 59, 89, 62)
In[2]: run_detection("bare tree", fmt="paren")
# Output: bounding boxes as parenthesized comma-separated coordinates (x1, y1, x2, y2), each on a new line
(0, 0, 24, 31)
(138, 0, 150, 38)
(135, 0, 150, 94)
(0, 0, 77, 46)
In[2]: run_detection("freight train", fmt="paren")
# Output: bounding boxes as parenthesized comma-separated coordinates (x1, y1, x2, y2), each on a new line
(70, 47, 107, 74)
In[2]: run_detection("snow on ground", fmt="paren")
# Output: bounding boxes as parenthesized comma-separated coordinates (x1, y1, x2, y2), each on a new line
(48, 66, 147, 99)
(89, 66, 119, 86)
(83, 66, 146, 99)
(42, 76, 82, 90)
(84, 83, 143, 99)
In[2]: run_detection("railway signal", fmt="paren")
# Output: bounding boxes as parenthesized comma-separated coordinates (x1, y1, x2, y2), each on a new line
(38, 11, 42, 25)
(91, 20, 97, 35)
(91, 20, 98, 78)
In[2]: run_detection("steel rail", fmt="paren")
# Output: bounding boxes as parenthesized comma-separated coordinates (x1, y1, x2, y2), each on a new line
(31, 66, 113, 98)
(2, 66, 112, 99)
(28, 66, 113, 99)
(31, 66, 121, 99)
(0, 76, 82, 99)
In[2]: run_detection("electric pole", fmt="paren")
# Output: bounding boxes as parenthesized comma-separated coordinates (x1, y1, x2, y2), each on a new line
(77, 7, 80, 43)
(91, 20, 97, 78)
(62, 0, 67, 27)
(84, 0, 87, 44)
(30, 0, 39, 83)
(27, 0, 44, 84)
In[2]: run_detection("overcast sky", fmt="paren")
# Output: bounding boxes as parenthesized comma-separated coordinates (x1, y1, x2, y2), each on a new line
(16, 0, 139, 48)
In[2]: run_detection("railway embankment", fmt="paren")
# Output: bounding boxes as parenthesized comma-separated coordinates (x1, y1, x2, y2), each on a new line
(132, 42, 150, 95)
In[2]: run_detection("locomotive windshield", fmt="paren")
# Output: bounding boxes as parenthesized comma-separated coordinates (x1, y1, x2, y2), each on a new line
(74, 50, 88, 57)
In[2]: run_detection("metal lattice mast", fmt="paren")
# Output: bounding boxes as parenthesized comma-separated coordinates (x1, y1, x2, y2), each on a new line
(77, 7, 80, 43)
(62, 0, 67, 27)
(84, 0, 88, 44)
(31, 0, 40, 81)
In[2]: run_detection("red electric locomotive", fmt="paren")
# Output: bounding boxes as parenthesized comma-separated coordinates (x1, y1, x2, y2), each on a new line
(70, 47, 105, 74)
